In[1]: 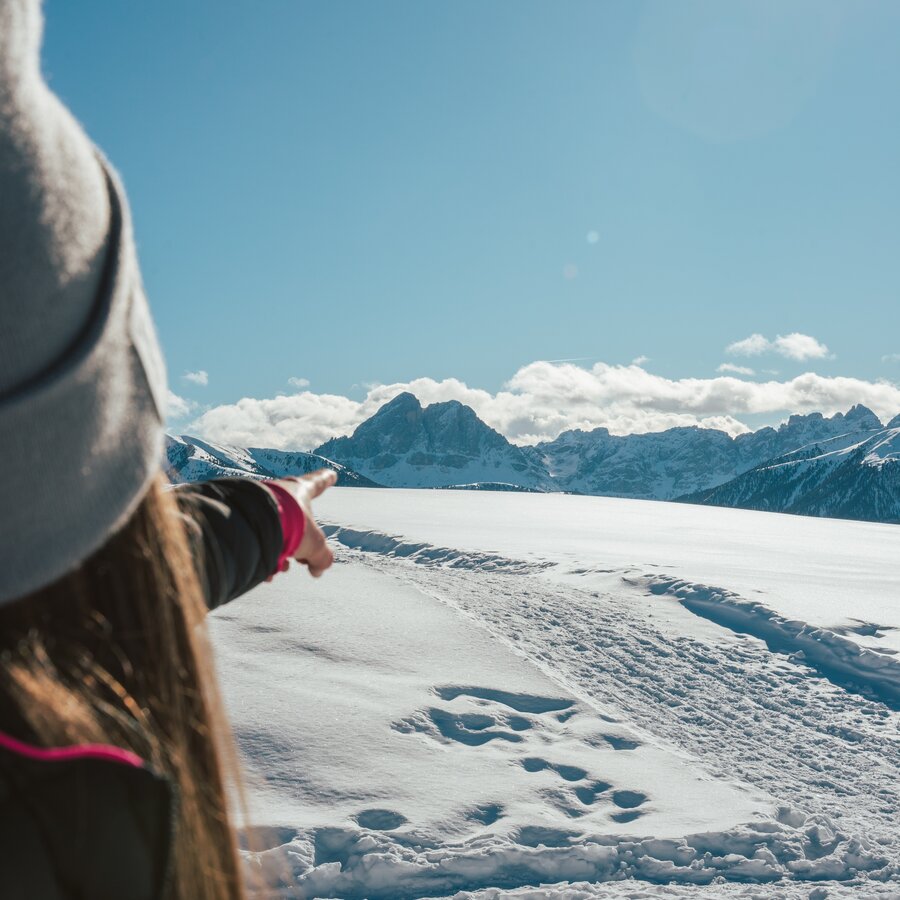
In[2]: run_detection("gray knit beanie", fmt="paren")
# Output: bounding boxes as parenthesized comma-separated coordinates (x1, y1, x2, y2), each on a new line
(0, 0, 167, 604)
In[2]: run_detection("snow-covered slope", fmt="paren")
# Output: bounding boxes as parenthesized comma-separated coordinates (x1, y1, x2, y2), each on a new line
(680, 426, 900, 523)
(165, 434, 379, 487)
(316, 488, 900, 690)
(315, 392, 554, 490)
(213, 488, 899, 897)
(535, 404, 887, 500)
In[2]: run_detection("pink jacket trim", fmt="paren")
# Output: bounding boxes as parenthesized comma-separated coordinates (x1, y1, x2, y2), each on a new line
(0, 729, 145, 768)
(264, 482, 306, 573)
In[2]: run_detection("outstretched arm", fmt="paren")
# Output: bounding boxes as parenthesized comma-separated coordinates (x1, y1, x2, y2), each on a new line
(175, 470, 337, 610)
(0, 0, 111, 390)
(175, 479, 284, 610)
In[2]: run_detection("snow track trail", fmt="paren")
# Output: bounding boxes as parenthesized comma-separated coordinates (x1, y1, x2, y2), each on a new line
(374, 556, 899, 851)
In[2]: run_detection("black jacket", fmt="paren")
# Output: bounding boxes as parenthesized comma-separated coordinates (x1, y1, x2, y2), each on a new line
(0, 479, 283, 900)
(175, 478, 283, 610)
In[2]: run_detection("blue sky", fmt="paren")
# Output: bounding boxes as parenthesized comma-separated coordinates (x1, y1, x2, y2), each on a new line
(43, 1, 900, 447)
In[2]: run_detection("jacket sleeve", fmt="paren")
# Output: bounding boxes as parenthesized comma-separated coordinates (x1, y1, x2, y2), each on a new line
(173, 479, 283, 611)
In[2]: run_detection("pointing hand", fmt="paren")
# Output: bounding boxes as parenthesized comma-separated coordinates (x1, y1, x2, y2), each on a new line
(271, 469, 337, 578)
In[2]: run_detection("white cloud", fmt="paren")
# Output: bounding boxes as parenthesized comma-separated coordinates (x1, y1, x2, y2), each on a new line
(772, 333, 830, 361)
(288, 376, 311, 389)
(182, 370, 209, 387)
(717, 363, 755, 376)
(167, 391, 196, 420)
(726, 333, 770, 356)
(726, 332, 830, 361)
(632, 355, 650, 366)
(185, 360, 900, 450)
(882, 353, 900, 364)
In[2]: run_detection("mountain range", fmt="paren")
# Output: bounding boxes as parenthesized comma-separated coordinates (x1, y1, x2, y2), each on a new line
(166, 395, 900, 524)
(532, 403, 888, 499)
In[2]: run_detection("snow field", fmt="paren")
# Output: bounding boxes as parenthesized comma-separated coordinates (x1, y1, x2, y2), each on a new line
(317, 489, 900, 688)
(210, 488, 899, 896)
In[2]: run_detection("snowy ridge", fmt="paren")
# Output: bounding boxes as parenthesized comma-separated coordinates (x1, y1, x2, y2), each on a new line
(165, 434, 379, 487)
(641, 575, 900, 707)
(247, 811, 888, 899)
(861, 425, 900, 468)
(681, 426, 900, 522)
(322, 524, 552, 573)
(766, 425, 900, 471)
(166, 434, 264, 481)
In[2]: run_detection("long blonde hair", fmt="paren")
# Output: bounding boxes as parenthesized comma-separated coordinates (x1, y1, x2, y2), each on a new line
(0, 474, 246, 900)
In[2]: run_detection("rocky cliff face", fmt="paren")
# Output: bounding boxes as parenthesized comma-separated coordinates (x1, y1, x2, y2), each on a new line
(315, 392, 554, 489)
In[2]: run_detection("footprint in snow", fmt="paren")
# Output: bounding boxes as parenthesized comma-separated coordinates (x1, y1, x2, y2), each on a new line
(393, 683, 650, 829)
(354, 809, 407, 831)
(611, 810, 644, 823)
(393, 685, 574, 747)
(516, 825, 580, 848)
(598, 734, 641, 751)
(521, 757, 587, 782)
(522, 757, 648, 820)
(612, 789, 648, 809)
(574, 781, 613, 805)
(434, 685, 574, 714)
(467, 804, 504, 825)
(394, 707, 530, 746)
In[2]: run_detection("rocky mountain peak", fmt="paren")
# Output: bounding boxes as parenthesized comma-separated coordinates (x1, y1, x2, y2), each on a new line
(422, 400, 507, 453)
(314, 394, 551, 489)
(786, 412, 824, 428)
(843, 404, 882, 429)
(365, 391, 423, 428)
(380, 391, 422, 413)
(339, 391, 424, 455)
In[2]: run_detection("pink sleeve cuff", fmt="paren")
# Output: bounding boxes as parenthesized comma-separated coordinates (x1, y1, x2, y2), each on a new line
(264, 482, 306, 574)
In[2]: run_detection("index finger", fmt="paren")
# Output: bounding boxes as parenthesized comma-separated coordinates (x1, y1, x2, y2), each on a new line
(305, 468, 338, 498)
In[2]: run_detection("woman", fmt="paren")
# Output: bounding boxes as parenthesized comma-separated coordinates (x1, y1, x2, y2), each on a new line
(0, 2, 334, 897)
